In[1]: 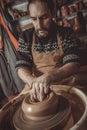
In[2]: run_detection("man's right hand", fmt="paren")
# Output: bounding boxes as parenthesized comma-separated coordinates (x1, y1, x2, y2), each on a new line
(29, 73, 51, 102)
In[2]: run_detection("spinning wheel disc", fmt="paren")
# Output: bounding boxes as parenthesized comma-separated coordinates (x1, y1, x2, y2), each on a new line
(13, 96, 72, 130)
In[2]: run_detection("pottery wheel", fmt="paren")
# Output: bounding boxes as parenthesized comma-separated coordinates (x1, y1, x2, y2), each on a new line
(13, 96, 71, 130)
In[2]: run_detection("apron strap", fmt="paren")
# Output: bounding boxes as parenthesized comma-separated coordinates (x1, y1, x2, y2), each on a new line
(57, 32, 63, 55)
(32, 33, 35, 52)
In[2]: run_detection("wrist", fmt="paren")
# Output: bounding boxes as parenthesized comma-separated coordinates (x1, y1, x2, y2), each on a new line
(45, 71, 54, 84)
(47, 70, 60, 84)
(24, 75, 34, 87)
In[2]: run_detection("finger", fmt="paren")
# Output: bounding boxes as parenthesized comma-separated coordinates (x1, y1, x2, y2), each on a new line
(34, 82, 43, 101)
(31, 82, 41, 102)
(32, 83, 37, 99)
(44, 85, 50, 94)
(35, 83, 40, 96)
(29, 90, 35, 102)
(39, 83, 45, 102)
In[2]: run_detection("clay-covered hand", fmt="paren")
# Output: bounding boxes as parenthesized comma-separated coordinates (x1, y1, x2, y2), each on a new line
(27, 76, 36, 89)
(30, 73, 51, 102)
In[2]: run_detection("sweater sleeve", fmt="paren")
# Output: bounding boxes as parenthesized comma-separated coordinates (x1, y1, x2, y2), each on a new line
(61, 27, 80, 66)
(15, 29, 33, 71)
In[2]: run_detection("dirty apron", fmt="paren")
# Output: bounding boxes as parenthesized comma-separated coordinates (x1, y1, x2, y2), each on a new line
(31, 33, 87, 86)
(32, 33, 64, 77)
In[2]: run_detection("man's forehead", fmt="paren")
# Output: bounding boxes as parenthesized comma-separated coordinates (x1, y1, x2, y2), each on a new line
(29, 2, 50, 17)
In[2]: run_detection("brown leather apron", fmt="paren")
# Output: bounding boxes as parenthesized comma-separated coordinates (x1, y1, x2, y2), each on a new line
(32, 33, 64, 77)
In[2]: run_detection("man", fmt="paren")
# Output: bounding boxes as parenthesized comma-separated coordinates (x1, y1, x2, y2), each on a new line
(16, 0, 80, 101)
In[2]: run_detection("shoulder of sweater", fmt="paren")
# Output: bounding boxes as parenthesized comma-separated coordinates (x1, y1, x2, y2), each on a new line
(21, 27, 34, 42)
(22, 27, 34, 36)
(56, 25, 73, 38)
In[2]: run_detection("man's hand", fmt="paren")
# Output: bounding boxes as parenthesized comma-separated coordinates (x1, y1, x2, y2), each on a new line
(30, 73, 51, 102)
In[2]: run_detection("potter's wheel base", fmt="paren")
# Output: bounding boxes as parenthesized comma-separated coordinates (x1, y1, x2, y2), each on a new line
(0, 85, 86, 130)
(13, 96, 73, 130)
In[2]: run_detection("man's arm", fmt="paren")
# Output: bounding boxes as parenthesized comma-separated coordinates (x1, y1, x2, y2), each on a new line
(29, 62, 79, 102)
(47, 62, 79, 83)
(15, 29, 34, 88)
(17, 67, 35, 88)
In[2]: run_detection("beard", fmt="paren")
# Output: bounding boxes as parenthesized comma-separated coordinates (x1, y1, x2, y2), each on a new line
(36, 28, 49, 38)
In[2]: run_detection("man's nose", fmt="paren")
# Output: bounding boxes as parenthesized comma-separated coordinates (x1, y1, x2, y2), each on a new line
(37, 19, 42, 29)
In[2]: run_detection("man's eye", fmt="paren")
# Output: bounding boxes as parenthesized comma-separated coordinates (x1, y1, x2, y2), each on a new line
(42, 16, 48, 19)
(32, 18, 36, 21)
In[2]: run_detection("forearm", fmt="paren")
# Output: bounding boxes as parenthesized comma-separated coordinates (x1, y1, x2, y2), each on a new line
(47, 62, 79, 83)
(17, 67, 35, 85)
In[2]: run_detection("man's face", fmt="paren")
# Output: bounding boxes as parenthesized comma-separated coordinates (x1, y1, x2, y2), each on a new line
(29, 1, 53, 38)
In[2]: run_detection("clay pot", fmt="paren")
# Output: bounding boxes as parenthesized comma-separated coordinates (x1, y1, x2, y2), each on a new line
(75, 2, 79, 12)
(79, 1, 85, 10)
(63, 19, 71, 27)
(60, 5, 69, 17)
(75, 1, 85, 12)
(56, 0, 63, 6)
(1, 85, 87, 130)
(73, 16, 82, 33)
(22, 92, 59, 121)
(13, 92, 73, 130)
(69, 6, 75, 14)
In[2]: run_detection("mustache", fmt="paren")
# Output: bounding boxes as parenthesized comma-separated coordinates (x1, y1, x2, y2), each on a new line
(37, 28, 48, 31)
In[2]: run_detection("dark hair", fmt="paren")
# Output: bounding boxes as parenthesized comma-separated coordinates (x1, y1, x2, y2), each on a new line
(27, 0, 55, 13)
